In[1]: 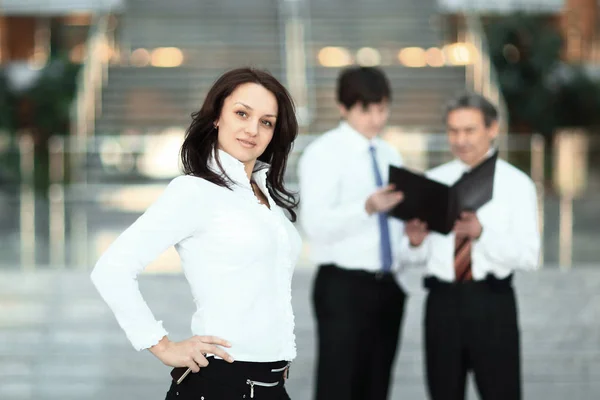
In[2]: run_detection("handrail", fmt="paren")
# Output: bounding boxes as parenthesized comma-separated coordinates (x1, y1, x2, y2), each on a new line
(462, 12, 510, 154)
(69, 13, 113, 140)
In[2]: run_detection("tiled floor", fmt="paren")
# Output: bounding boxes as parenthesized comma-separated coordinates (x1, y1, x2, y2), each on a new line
(1, 266, 599, 399)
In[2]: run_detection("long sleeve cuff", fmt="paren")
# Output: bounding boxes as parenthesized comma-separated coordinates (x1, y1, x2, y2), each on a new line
(127, 321, 169, 351)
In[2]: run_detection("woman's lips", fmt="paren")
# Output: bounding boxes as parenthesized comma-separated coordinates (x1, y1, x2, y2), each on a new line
(237, 138, 256, 148)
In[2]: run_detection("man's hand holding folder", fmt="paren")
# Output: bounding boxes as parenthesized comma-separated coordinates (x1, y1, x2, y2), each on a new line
(365, 184, 404, 215)
(387, 151, 497, 235)
(453, 212, 483, 240)
(405, 210, 483, 247)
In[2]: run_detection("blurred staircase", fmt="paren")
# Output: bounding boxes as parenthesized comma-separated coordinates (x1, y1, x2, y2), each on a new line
(96, 0, 284, 134)
(308, 0, 466, 134)
(95, 0, 466, 136)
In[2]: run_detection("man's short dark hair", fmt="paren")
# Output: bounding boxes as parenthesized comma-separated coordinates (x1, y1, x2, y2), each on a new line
(336, 66, 392, 110)
(444, 92, 498, 127)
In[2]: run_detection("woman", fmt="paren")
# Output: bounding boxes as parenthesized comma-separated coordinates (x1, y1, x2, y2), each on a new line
(91, 67, 301, 399)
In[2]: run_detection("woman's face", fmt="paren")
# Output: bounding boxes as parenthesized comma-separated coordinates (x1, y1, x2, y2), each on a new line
(215, 82, 278, 166)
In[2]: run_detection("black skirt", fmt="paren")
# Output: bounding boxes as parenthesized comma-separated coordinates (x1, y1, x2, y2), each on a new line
(165, 357, 291, 399)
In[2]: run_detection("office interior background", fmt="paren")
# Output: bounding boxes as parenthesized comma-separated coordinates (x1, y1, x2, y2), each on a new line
(0, 0, 599, 399)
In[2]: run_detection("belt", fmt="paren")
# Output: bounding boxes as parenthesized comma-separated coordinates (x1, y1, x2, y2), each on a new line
(423, 273, 513, 292)
(320, 263, 396, 282)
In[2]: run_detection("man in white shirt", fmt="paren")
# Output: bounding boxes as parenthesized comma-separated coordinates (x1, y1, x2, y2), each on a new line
(403, 93, 540, 400)
(298, 66, 407, 400)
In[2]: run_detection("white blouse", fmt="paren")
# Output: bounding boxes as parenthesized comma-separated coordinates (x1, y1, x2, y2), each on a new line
(91, 150, 302, 362)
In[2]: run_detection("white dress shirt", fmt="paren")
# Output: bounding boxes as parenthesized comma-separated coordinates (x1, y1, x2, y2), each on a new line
(91, 150, 302, 362)
(298, 122, 406, 282)
(401, 154, 540, 281)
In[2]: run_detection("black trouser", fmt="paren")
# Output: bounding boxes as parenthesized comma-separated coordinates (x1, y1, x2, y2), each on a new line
(424, 275, 521, 400)
(165, 357, 291, 399)
(312, 264, 407, 400)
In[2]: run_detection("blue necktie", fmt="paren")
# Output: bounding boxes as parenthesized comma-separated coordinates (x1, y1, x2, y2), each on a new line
(369, 145, 393, 272)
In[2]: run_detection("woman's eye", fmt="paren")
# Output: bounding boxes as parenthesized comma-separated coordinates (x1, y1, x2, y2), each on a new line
(236, 111, 247, 117)
(262, 120, 273, 127)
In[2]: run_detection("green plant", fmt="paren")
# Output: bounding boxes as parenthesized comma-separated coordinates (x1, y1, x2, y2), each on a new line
(486, 13, 600, 137)
(24, 57, 80, 140)
(0, 57, 80, 191)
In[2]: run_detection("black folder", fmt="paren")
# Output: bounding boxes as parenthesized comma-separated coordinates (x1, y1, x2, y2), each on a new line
(388, 151, 498, 234)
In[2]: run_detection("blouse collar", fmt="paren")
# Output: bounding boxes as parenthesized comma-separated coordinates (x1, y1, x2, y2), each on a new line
(208, 149, 270, 191)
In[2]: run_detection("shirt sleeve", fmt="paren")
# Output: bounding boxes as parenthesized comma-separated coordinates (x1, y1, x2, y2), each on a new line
(477, 177, 540, 270)
(298, 146, 373, 242)
(90, 176, 203, 351)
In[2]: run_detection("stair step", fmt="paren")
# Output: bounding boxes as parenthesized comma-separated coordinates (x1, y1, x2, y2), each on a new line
(123, 0, 440, 17)
(97, 104, 452, 116)
(103, 66, 465, 81)
(96, 114, 446, 127)
(99, 91, 456, 105)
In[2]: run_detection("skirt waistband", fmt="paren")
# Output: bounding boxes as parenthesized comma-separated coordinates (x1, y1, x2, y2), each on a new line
(172, 357, 290, 387)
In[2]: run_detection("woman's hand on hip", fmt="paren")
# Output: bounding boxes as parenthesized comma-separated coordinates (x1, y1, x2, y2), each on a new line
(149, 335, 234, 372)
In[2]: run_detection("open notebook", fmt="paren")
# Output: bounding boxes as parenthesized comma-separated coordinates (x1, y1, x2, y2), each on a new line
(387, 151, 498, 234)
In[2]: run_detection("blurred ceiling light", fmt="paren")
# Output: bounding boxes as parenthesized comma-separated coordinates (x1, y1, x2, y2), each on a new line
(317, 47, 352, 67)
(444, 43, 477, 65)
(100, 41, 115, 63)
(502, 44, 520, 63)
(398, 47, 426, 68)
(425, 47, 445, 67)
(356, 47, 381, 66)
(151, 47, 184, 68)
(99, 139, 123, 167)
(130, 48, 151, 67)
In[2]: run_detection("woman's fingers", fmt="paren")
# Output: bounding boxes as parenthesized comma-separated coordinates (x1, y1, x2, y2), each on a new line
(186, 357, 201, 373)
(192, 336, 234, 363)
(191, 352, 209, 368)
(195, 335, 231, 348)
(202, 344, 235, 363)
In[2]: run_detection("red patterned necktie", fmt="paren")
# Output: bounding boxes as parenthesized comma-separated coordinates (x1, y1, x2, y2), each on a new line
(454, 236, 473, 281)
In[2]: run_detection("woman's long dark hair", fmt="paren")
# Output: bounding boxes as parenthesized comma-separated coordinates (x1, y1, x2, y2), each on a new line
(180, 67, 299, 221)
